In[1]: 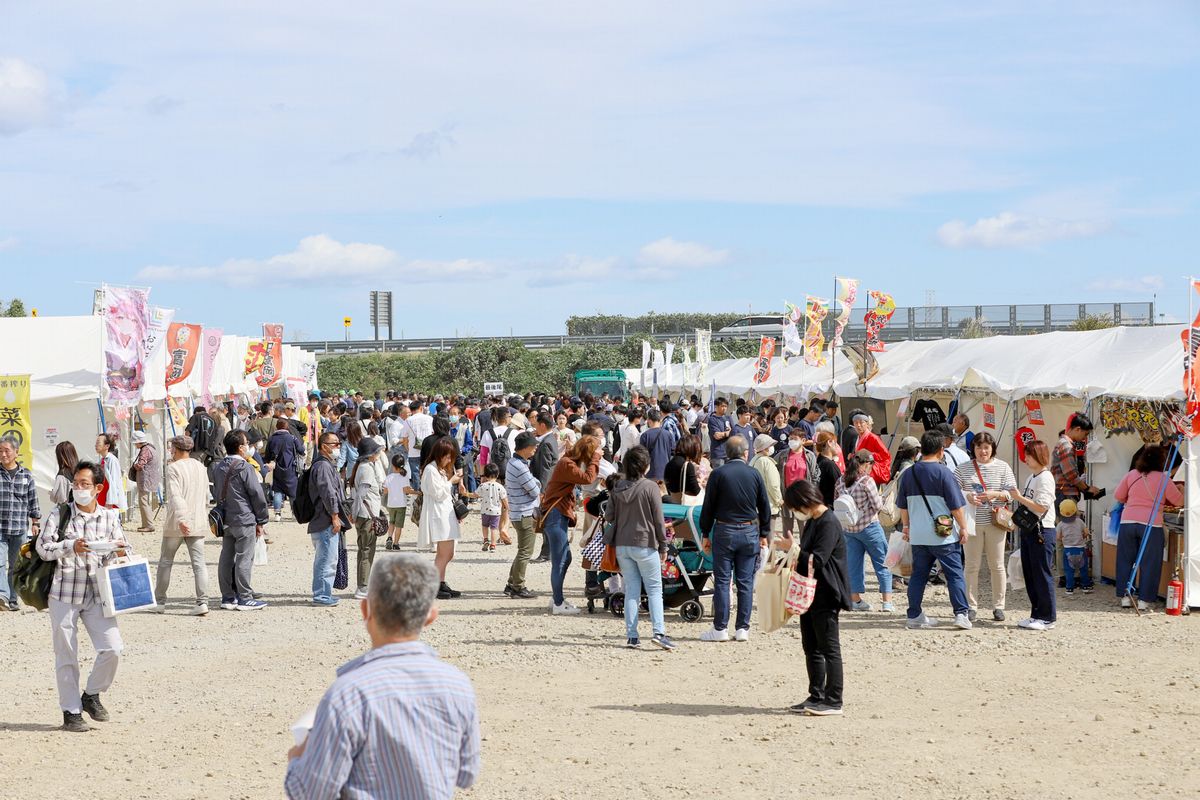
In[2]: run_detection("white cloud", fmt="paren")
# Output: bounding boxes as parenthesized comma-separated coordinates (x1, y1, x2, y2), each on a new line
(0, 236, 17, 251)
(637, 237, 729, 268)
(1086, 275, 1164, 294)
(0, 57, 62, 135)
(138, 234, 492, 287)
(936, 212, 1110, 249)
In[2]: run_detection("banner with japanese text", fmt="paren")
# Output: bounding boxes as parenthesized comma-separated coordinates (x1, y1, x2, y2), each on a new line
(1025, 398, 1045, 425)
(863, 291, 896, 353)
(164, 323, 202, 388)
(1184, 280, 1200, 437)
(200, 328, 223, 405)
(983, 402, 996, 429)
(753, 336, 776, 385)
(695, 329, 712, 383)
(0, 375, 33, 468)
(258, 323, 284, 388)
(804, 296, 829, 367)
(140, 306, 174, 365)
(102, 286, 151, 406)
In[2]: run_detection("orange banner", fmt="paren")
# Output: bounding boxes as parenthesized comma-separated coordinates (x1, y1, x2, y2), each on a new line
(164, 323, 201, 387)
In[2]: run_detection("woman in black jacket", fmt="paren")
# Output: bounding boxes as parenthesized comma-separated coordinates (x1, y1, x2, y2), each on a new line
(774, 479, 850, 716)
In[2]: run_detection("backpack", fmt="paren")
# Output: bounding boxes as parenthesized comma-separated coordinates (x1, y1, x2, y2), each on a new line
(292, 460, 320, 525)
(208, 461, 237, 538)
(489, 428, 513, 479)
(190, 414, 215, 455)
(13, 503, 72, 611)
(877, 479, 900, 529)
(833, 492, 860, 529)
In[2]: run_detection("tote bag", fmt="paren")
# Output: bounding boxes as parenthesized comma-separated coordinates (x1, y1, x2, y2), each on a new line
(756, 547, 796, 633)
(784, 554, 817, 616)
(98, 557, 156, 617)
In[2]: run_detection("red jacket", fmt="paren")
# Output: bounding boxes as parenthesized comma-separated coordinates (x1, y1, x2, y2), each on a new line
(855, 431, 892, 486)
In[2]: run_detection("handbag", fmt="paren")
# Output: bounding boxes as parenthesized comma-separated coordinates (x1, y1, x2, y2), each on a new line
(973, 461, 1014, 531)
(370, 511, 389, 537)
(333, 532, 349, 590)
(98, 556, 156, 617)
(208, 466, 236, 538)
(410, 492, 423, 526)
(600, 544, 619, 574)
(784, 553, 817, 616)
(877, 479, 899, 528)
(1011, 476, 1043, 535)
(13, 503, 71, 611)
(668, 461, 705, 507)
(580, 522, 607, 568)
(453, 498, 470, 522)
(756, 546, 796, 633)
(911, 468, 955, 538)
(534, 496, 565, 535)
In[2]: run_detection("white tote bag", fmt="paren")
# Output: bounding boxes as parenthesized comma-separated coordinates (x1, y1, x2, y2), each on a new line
(98, 557, 157, 617)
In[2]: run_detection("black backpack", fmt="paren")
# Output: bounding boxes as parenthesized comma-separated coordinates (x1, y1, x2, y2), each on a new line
(490, 428, 513, 480)
(293, 460, 320, 525)
(190, 414, 215, 454)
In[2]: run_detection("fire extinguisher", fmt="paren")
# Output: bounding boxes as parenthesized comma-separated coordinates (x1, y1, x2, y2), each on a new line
(1166, 554, 1184, 617)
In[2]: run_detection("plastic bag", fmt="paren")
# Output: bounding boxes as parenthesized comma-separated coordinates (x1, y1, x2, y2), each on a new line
(1107, 502, 1124, 540)
(254, 536, 269, 567)
(884, 530, 909, 572)
(1008, 549, 1024, 590)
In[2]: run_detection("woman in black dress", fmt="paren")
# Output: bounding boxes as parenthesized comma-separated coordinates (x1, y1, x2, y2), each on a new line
(774, 479, 851, 716)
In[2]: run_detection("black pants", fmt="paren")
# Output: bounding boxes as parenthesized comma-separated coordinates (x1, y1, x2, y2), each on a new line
(799, 608, 843, 707)
(1021, 526, 1057, 623)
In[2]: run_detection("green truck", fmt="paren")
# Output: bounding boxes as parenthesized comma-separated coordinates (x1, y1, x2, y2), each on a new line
(573, 369, 630, 400)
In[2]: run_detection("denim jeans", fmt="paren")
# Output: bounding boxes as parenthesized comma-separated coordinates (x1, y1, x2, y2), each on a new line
(711, 521, 760, 631)
(1115, 522, 1163, 603)
(1021, 527, 1057, 622)
(616, 545, 665, 639)
(271, 490, 287, 513)
(408, 457, 423, 490)
(0, 533, 27, 604)
(844, 521, 892, 595)
(463, 457, 478, 494)
(1062, 546, 1092, 591)
(907, 542, 969, 619)
(545, 508, 572, 606)
(310, 527, 339, 602)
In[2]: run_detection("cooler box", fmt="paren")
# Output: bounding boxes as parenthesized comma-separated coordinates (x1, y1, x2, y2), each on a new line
(98, 557, 157, 617)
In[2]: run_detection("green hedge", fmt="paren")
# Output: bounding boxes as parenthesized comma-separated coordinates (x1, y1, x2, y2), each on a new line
(565, 311, 753, 336)
(317, 337, 763, 396)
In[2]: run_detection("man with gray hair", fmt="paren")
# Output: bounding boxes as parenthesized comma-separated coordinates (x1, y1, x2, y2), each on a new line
(0, 434, 40, 611)
(285, 554, 480, 800)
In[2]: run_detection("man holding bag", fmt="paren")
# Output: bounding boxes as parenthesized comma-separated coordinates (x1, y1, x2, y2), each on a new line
(35, 461, 129, 733)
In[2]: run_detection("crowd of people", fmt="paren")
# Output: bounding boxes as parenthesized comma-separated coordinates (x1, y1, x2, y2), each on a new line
(0, 385, 1182, 795)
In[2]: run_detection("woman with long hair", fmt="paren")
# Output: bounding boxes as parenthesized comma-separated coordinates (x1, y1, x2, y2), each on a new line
(812, 431, 842, 506)
(339, 416, 364, 484)
(417, 437, 464, 599)
(540, 434, 603, 615)
(663, 433, 703, 504)
(50, 441, 79, 504)
(836, 452, 893, 612)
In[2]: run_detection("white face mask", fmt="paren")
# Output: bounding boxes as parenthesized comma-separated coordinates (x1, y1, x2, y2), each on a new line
(72, 487, 94, 506)
(788, 439, 803, 451)
(793, 510, 811, 522)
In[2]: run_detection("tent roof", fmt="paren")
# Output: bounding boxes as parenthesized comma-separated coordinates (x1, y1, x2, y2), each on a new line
(0, 316, 104, 401)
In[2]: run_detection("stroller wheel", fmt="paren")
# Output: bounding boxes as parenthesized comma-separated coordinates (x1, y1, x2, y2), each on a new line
(680, 600, 704, 623)
(610, 593, 625, 616)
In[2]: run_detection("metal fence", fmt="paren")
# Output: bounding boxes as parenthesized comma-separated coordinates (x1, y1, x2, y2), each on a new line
(294, 302, 1155, 356)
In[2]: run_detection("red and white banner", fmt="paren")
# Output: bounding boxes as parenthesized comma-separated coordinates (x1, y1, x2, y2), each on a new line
(753, 336, 776, 385)
(1184, 280, 1200, 437)
(1024, 398, 1045, 426)
(164, 323, 202, 388)
(982, 402, 996, 429)
(863, 291, 896, 353)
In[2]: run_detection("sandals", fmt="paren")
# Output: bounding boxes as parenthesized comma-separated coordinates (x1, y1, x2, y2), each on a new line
(481, 542, 491, 552)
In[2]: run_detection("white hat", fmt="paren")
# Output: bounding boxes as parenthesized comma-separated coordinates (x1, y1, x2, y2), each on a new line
(753, 433, 776, 453)
(132, 430, 148, 446)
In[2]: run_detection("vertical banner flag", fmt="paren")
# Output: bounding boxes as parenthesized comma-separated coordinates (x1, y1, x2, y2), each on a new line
(244, 340, 266, 376)
(832, 277, 860, 346)
(682, 346, 692, 388)
(781, 301, 804, 363)
(983, 402, 996, 429)
(300, 358, 318, 391)
(140, 306, 175, 364)
(166, 395, 188, 431)
(1025, 398, 1045, 425)
(753, 336, 776, 385)
(641, 340, 652, 392)
(200, 328, 223, 405)
(652, 348, 665, 394)
(0, 375, 33, 468)
(863, 291, 897, 353)
(1183, 280, 1200, 437)
(102, 286, 151, 406)
(664, 342, 675, 388)
(803, 296, 829, 367)
(164, 323, 202, 388)
(257, 323, 284, 388)
(695, 329, 712, 383)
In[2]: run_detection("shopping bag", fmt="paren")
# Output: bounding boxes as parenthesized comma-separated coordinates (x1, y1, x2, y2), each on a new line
(1008, 549, 1024, 591)
(580, 527, 607, 569)
(1106, 502, 1124, 542)
(254, 536, 269, 567)
(884, 531, 906, 569)
(756, 548, 794, 633)
(98, 557, 156, 617)
(784, 554, 817, 616)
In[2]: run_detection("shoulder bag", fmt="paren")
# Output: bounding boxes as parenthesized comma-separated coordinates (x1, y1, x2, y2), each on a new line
(784, 552, 817, 616)
(973, 460, 1014, 531)
(534, 496, 566, 535)
(910, 467, 955, 538)
(1011, 475, 1044, 536)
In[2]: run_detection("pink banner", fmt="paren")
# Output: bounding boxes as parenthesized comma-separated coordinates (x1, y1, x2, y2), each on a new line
(102, 286, 150, 406)
(200, 328, 223, 405)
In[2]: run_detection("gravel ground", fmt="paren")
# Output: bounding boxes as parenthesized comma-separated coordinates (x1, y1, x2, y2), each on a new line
(1, 515, 1197, 800)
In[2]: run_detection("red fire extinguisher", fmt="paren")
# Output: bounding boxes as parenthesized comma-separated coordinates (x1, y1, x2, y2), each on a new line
(1166, 555, 1184, 617)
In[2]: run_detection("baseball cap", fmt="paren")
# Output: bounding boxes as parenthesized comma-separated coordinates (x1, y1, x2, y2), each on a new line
(899, 435, 921, 450)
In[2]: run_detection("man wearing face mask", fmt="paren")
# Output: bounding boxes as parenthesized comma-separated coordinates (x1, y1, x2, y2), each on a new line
(212, 431, 270, 611)
(36, 460, 129, 732)
(308, 432, 347, 606)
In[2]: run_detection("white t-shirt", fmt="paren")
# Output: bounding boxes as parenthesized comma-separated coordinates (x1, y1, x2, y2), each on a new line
(478, 481, 507, 516)
(481, 424, 512, 454)
(385, 417, 411, 449)
(383, 473, 410, 508)
(407, 412, 434, 445)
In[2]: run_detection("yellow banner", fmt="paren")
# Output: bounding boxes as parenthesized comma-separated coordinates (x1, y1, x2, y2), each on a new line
(166, 396, 189, 431)
(0, 374, 33, 468)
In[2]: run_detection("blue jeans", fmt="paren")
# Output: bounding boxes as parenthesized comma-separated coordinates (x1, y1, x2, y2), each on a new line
(545, 508, 572, 606)
(310, 527, 339, 602)
(907, 542, 969, 619)
(271, 490, 288, 513)
(463, 457, 478, 494)
(845, 521, 892, 595)
(1062, 546, 1092, 590)
(1116, 522, 1163, 603)
(711, 521, 760, 631)
(0, 533, 26, 604)
(616, 545, 665, 639)
(408, 457, 422, 490)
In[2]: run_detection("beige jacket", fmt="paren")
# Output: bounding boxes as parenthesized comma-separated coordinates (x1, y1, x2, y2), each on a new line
(165, 457, 210, 537)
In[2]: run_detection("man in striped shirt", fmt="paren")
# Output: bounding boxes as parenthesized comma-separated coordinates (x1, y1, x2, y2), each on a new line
(286, 554, 480, 800)
(35, 460, 129, 732)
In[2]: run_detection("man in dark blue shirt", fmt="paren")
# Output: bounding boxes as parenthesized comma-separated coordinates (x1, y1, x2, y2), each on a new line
(638, 409, 674, 482)
(698, 437, 771, 642)
(706, 398, 732, 468)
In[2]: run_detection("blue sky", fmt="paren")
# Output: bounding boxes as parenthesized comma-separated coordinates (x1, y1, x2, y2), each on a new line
(0, 2, 1197, 340)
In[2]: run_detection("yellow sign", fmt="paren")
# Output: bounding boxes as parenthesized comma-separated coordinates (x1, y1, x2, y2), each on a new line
(0, 374, 33, 468)
(30, 309, 38, 318)
(166, 396, 188, 430)
(343, 317, 352, 327)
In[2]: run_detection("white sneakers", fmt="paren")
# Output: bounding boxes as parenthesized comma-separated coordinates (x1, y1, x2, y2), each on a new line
(274, 512, 282, 523)
(700, 627, 731, 642)
(1017, 618, 1056, 630)
(1120, 597, 1132, 608)
(906, 613, 938, 629)
(551, 601, 581, 616)
(189, 604, 209, 616)
(1137, 600, 1153, 613)
(733, 628, 750, 642)
(953, 613, 973, 630)
(354, 588, 369, 600)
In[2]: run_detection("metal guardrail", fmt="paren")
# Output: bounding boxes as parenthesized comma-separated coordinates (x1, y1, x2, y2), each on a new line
(296, 302, 1156, 356)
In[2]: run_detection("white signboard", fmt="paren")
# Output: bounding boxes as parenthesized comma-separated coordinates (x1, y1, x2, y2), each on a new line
(44, 426, 59, 447)
(483, 382, 505, 397)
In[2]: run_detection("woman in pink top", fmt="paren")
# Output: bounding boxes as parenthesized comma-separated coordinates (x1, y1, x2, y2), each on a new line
(1113, 445, 1183, 610)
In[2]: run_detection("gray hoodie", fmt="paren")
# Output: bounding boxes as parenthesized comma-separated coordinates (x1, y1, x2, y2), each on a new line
(603, 477, 667, 554)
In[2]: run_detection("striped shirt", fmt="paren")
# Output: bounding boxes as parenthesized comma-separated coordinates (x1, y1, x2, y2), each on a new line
(285, 641, 480, 800)
(504, 456, 541, 520)
(0, 463, 40, 538)
(836, 474, 882, 533)
(35, 504, 126, 605)
(955, 458, 1017, 526)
